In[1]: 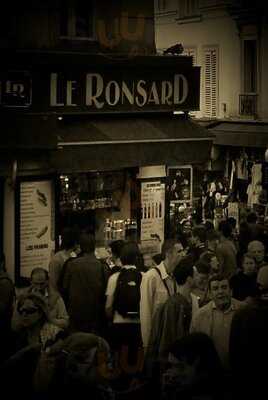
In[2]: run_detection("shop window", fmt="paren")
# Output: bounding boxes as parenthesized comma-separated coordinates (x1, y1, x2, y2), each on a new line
(203, 47, 218, 118)
(58, 171, 138, 245)
(60, 0, 95, 39)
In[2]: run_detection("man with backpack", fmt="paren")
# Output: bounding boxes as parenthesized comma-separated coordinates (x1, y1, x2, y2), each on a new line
(105, 241, 143, 359)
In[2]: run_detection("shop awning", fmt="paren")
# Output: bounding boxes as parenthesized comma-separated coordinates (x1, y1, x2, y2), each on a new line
(0, 113, 57, 149)
(52, 114, 213, 171)
(210, 121, 268, 147)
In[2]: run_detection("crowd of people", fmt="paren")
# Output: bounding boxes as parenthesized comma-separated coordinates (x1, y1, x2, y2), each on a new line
(0, 211, 268, 399)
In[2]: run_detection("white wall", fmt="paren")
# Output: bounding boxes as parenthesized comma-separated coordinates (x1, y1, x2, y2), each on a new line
(155, 3, 267, 120)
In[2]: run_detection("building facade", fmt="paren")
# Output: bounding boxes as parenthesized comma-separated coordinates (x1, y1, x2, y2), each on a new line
(155, 0, 268, 120)
(0, 0, 212, 284)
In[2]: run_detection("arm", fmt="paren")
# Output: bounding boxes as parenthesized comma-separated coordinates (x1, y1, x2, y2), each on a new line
(48, 257, 61, 292)
(49, 296, 69, 330)
(139, 272, 156, 349)
(105, 274, 118, 321)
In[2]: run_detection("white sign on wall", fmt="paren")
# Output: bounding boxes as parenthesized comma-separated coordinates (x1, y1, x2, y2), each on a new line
(20, 180, 55, 278)
(140, 181, 165, 246)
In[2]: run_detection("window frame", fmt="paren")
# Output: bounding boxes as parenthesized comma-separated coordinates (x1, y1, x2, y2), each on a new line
(60, 0, 96, 41)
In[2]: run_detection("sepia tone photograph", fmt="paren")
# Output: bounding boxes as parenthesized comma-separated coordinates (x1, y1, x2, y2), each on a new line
(1, 0, 268, 399)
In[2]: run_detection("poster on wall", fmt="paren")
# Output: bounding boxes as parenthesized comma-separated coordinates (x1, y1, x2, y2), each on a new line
(19, 179, 55, 278)
(168, 166, 193, 204)
(140, 181, 165, 253)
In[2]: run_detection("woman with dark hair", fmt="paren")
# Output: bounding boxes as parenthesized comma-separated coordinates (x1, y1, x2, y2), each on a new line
(12, 292, 64, 352)
(2, 292, 65, 397)
(161, 332, 224, 400)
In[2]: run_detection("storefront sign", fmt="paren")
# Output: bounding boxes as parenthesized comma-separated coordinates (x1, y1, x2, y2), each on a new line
(140, 181, 165, 246)
(19, 180, 55, 278)
(0, 71, 32, 107)
(1, 61, 200, 112)
(50, 72, 191, 110)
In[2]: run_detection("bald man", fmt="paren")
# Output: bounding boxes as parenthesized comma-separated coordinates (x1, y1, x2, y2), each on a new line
(247, 240, 266, 270)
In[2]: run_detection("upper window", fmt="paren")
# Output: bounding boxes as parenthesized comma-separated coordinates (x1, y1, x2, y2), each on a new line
(203, 47, 218, 118)
(178, 0, 200, 19)
(155, 0, 177, 15)
(243, 39, 257, 93)
(60, 0, 95, 39)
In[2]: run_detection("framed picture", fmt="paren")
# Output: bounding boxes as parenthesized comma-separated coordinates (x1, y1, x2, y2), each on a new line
(167, 165, 193, 204)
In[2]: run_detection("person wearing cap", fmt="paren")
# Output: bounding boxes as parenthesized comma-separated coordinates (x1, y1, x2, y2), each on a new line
(229, 264, 268, 399)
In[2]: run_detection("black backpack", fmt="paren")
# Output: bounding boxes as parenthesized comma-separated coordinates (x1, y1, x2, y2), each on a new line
(113, 268, 142, 318)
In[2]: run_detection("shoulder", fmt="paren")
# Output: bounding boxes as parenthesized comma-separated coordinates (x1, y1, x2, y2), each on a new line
(195, 301, 213, 317)
(107, 271, 120, 285)
(232, 298, 246, 309)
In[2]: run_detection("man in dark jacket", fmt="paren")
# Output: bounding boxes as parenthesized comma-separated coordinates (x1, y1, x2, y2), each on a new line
(64, 233, 107, 335)
(230, 265, 268, 400)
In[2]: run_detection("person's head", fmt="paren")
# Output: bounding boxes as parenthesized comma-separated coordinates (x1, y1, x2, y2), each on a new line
(190, 226, 207, 247)
(109, 240, 125, 261)
(247, 212, 258, 224)
(161, 239, 185, 273)
(200, 251, 219, 274)
(61, 227, 79, 251)
(17, 292, 48, 329)
(247, 241, 265, 265)
(193, 260, 211, 290)
(120, 241, 140, 266)
(256, 265, 268, 301)
(143, 253, 156, 270)
(79, 233, 96, 254)
(241, 253, 256, 276)
(173, 257, 194, 289)
(218, 220, 233, 239)
(167, 332, 222, 385)
(30, 267, 49, 295)
(227, 217, 237, 232)
(59, 332, 110, 390)
(181, 220, 193, 237)
(206, 229, 220, 252)
(208, 274, 232, 311)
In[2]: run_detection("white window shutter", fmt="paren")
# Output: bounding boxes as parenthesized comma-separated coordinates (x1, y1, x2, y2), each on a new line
(204, 48, 218, 118)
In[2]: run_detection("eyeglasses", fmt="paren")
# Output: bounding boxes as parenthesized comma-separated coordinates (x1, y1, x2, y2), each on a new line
(18, 307, 39, 316)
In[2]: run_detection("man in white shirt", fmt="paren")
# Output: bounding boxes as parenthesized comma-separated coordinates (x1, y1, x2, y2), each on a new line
(191, 273, 244, 369)
(140, 239, 186, 351)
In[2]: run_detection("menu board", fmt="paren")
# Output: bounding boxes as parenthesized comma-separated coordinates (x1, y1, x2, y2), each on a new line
(19, 180, 55, 278)
(140, 181, 165, 246)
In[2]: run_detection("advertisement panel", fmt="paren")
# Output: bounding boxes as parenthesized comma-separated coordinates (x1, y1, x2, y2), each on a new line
(18, 179, 55, 279)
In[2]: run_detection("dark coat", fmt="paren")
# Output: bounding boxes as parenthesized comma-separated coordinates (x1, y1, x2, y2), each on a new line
(65, 253, 107, 335)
